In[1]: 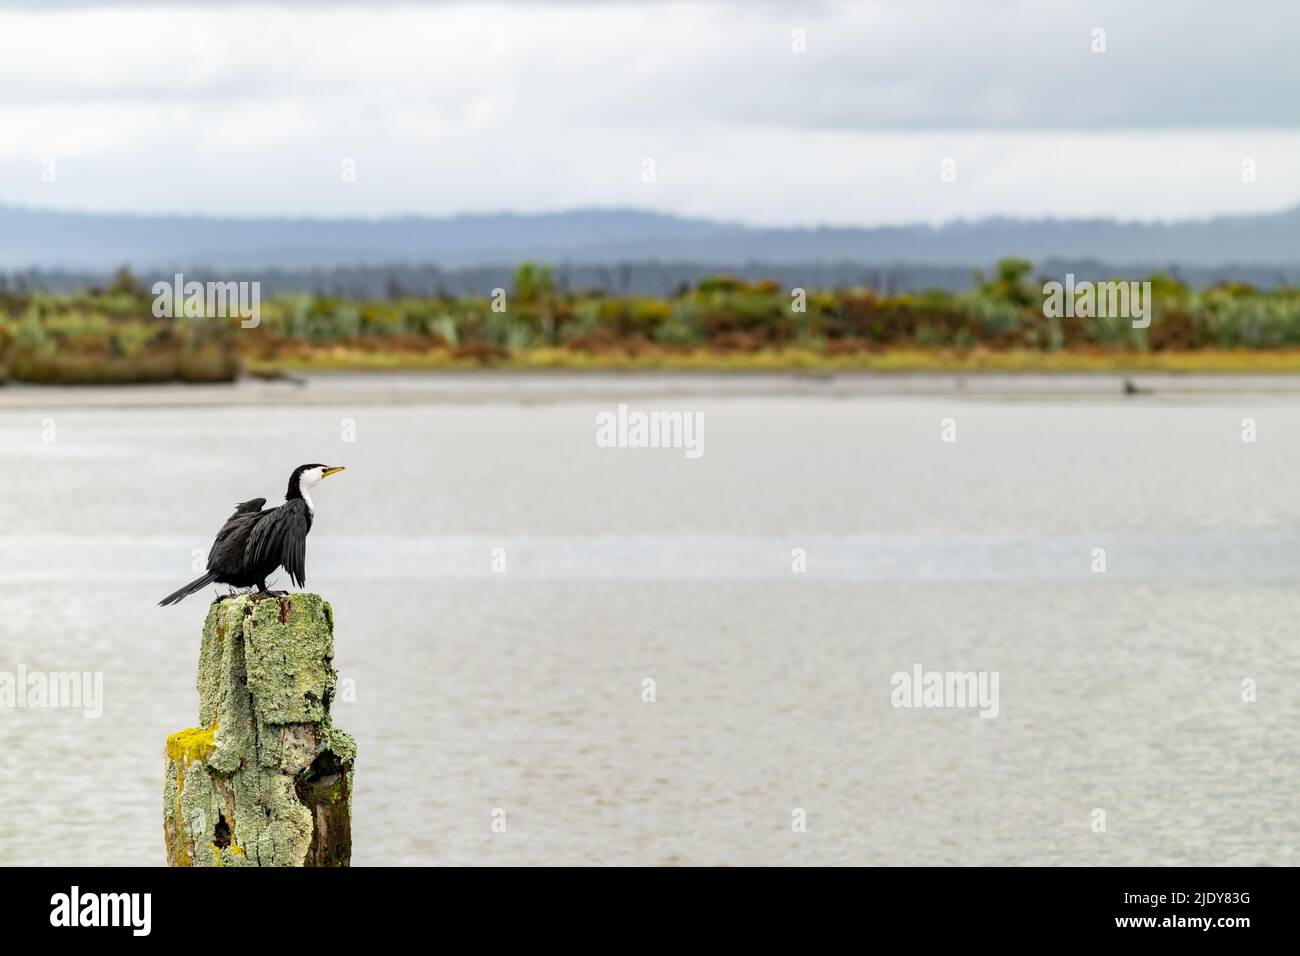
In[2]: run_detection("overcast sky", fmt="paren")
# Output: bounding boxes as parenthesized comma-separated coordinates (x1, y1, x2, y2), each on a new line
(1, 0, 1297, 226)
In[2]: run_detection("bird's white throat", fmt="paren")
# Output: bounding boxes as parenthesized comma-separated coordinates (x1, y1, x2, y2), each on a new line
(298, 468, 326, 513)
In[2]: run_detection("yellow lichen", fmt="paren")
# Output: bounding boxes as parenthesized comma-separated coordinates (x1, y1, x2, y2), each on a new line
(166, 766, 193, 868)
(166, 721, 218, 767)
(165, 819, 191, 868)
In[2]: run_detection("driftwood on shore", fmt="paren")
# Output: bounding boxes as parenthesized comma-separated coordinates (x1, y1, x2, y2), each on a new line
(163, 593, 354, 867)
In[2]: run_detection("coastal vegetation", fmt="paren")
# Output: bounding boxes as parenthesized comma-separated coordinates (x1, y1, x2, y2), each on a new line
(3, 260, 1300, 383)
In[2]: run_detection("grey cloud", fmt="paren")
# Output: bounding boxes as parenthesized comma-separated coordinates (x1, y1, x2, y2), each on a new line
(2, 0, 1296, 127)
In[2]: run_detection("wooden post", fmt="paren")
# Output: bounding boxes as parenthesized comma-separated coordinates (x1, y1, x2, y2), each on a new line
(163, 593, 355, 866)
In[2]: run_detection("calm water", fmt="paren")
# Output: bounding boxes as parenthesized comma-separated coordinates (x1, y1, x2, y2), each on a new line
(0, 376, 1296, 865)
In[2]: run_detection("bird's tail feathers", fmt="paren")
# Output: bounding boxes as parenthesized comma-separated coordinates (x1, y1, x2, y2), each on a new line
(158, 571, 219, 607)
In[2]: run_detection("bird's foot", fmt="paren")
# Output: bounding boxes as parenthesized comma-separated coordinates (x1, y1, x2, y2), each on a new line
(251, 589, 289, 600)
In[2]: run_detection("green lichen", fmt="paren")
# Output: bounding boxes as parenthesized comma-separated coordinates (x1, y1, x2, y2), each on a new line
(163, 593, 353, 867)
(244, 594, 336, 724)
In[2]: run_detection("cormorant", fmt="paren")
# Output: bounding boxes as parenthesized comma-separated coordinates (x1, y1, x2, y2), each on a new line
(158, 464, 345, 606)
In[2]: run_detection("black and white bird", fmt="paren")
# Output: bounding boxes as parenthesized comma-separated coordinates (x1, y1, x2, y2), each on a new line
(159, 464, 345, 606)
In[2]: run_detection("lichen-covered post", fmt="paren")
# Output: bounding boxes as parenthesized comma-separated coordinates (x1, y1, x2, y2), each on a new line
(163, 593, 355, 866)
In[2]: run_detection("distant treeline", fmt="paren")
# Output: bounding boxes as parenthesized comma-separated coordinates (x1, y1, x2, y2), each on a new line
(3, 259, 1300, 383)
(3, 259, 1300, 300)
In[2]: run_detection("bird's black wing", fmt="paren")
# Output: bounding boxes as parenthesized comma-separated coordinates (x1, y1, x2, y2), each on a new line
(246, 499, 312, 588)
(207, 501, 269, 571)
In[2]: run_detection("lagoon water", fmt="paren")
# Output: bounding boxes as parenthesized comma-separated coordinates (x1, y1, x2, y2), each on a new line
(0, 374, 1296, 865)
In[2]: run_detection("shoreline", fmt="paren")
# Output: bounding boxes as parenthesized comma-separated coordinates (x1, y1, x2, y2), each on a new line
(4, 368, 1300, 408)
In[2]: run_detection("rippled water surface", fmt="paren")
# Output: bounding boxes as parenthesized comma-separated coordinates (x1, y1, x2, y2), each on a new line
(0, 377, 1296, 865)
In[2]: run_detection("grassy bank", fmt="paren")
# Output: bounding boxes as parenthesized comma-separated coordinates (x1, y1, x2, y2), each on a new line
(4, 261, 1300, 383)
(245, 345, 1300, 374)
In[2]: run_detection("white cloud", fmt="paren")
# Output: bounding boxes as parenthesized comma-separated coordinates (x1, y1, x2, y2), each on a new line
(0, 1, 1296, 224)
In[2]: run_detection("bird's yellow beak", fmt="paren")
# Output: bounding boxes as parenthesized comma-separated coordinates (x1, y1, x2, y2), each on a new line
(323, 466, 346, 478)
